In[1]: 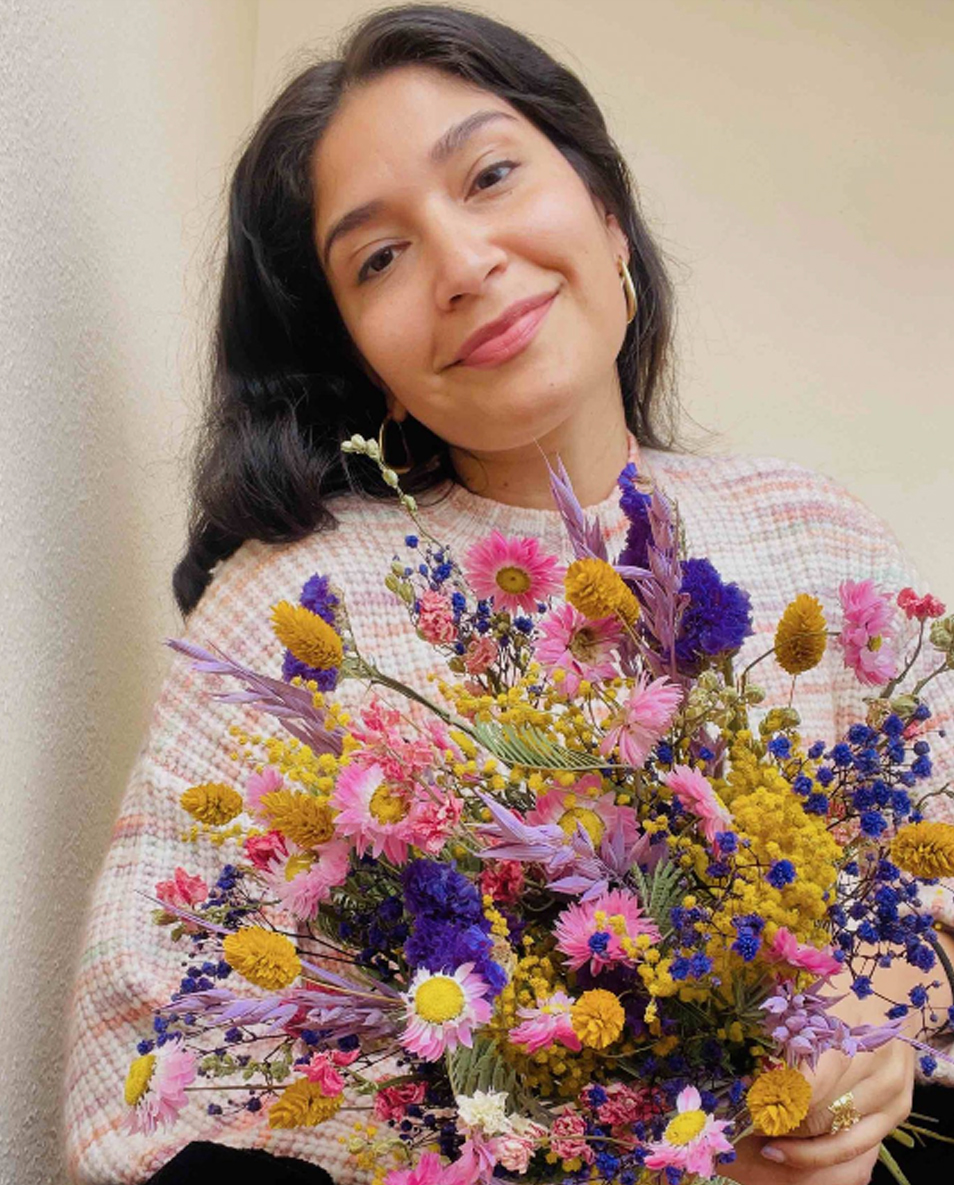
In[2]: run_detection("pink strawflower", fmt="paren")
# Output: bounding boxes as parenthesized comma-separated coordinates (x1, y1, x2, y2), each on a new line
(418, 589, 457, 645)
(536, 603, 622, 696)
(897, 587, 946, 622)
(837, 579, 898, 686)
(374, 1081, 428, 1122)
(769, 926, 843, 979)
(155, 867, 207, 911)
(298, 1050, 346, 1095)
(245, 765, 283, 817)
(463, 635, 499, 675)
(400, 964, 493, 1061)
(643, 1085, 733, 1179)
(126, 1043, 197, 1135)
(554, 888, 659, 973)
(244, 829, 288, 871)
(526, 773, 638, 850)
(463, 531, 563, 615)
(331, 761, 417, 864)
(479, 859, 525, 905)
(508, 991, 582, 1054)
(265, 839, 351, 919)
(550, 1109, 594, 1164)
(600, 672, 682, 767)
(662, 764, 732, 844)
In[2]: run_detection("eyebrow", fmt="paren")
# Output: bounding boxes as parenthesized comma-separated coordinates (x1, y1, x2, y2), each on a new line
(320, 109, 518, 268)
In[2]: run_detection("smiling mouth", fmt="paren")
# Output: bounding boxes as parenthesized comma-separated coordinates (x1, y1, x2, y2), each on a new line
(449, 291, 559, 370)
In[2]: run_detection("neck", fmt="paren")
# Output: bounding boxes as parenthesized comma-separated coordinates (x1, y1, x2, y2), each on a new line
(449, 393, 635, 511)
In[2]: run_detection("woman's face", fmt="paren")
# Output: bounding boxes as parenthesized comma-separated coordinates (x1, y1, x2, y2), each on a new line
(312, 66, 630, 455)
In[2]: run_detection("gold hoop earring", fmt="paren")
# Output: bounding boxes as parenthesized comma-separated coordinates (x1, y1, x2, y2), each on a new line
(378, 412, 414, 474)
(618, 257, 637, 325)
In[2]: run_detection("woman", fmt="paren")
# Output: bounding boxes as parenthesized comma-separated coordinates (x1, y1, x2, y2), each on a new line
(64, 6, 953, 1184)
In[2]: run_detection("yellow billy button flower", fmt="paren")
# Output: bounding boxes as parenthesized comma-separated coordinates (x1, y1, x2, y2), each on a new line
(268, 1078, 343, 1128)
(124, 1053, 156, 1106)
(774, 594, 827, 675)
(261, 789, 335, 848)
(747, 1066, 812, 1136)
(891, 821, 954, 878)
(271, 600, 343, 671)
(565, 559, 640, 627)
(180, 782, 243, 825)
(570, 988, 625, 1049)
(222, 927, 301, 990)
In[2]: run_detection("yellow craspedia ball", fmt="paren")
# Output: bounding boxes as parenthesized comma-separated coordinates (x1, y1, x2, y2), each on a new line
(774, 594, 827, 676)
(223, 926, 301, 990)
(261, 789, 335, 849)
(124, 1053, 156, 1106)
(180, 782, 243, 825)
(747, 1066, 812, 1136)
(891, 821, 954, 878)
(565, 559, 640, 626)
(271, 601, 343, 671)
(268, 1078, 343, 1128)
(570, 988, 625, 1049)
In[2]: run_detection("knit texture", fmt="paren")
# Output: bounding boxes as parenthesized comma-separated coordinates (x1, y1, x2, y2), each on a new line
(64, 443, 954, 1182)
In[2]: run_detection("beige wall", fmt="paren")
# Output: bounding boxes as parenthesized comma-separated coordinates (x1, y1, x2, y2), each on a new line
(0, 1, 949, 1181)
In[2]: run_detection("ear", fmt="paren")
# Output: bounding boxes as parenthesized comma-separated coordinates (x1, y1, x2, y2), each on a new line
(605, 211, 630, 267)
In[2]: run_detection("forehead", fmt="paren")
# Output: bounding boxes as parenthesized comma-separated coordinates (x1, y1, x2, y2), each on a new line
(312, 66, 525, 212)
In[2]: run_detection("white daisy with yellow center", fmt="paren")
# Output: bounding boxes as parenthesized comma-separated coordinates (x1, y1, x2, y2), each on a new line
(399, 962, 493, 1061)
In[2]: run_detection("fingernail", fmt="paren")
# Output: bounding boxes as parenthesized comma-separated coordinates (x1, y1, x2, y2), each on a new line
(761, 1146, 786, 1163)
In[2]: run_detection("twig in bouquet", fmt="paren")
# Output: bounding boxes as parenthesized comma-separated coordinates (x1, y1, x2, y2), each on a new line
(883, 620, 927, 698)
(345, 654, 469, 732)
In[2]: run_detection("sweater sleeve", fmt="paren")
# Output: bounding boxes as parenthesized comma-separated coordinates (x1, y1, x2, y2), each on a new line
(63, 542, 360, 1184)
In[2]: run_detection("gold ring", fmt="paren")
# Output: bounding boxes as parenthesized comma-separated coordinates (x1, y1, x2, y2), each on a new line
(827, 1090, 862, 1134)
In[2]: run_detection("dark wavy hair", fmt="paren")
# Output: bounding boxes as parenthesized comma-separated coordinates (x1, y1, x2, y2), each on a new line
(173, 2, 681, 617)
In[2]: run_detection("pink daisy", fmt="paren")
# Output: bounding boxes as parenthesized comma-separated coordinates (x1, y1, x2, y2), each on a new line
(245, 765, 284, 818)
(463, 531, 563, 615)
(536, 603, 623, 696)
(526, 773, 638, 850)
(600, 673, 682, 767)
(508, 990, 582, 1054)
(662, 764, 732, 844)
(643, 1086, 733, 1179)
(330, 761, 417, 864)
(263, 838, 351, 919)
(769, 926, 843, 979)
(554, 888, 660, 973)
(384, 1150, 475, 1185)
(837, 578, 898, 687)
(125, 1042, 197, 1135)
(400, 964, 493, 1061)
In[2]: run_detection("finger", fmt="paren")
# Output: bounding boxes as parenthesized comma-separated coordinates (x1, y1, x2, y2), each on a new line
(726, 1138, 881, 1185)
(791, 1044, 914, 1139)
(760, 1111, 890, 1170)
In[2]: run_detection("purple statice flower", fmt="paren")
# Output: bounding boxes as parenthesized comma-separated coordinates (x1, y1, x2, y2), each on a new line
(166, 638, 344, 756)
(546, 455, 608, 561)
(401, 859, 485, 925)
(281, 651, 339, 690)
(761, 980, 903, 1071)
(616, 462, 653, 571)
(299, 573, 339, 623)
(673, 558, 753, 677)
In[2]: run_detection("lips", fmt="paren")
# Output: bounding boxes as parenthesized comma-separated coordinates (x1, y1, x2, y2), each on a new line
(452, 290, 558, 367)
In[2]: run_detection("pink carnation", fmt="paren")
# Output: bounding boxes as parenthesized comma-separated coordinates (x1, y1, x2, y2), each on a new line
(245, 765, 283, 817)
(298, 1051, 345, 1095)
(463, 531, 563, 615)
(536, 603, 622, 696)
(662, 764, 732, 844)
(769, 926, 843, 980)
(463, 635, 498, 675)
(554, 888, 659, 973)
(418, 590, 457, 645)
(897, 587, 946, 622)
(374, 1081, 427, 1122)
(550, 1110, 594, 1164)
(490, 1118, 547, 1173)
(408, 791, 463, 856)
(244, 829, 288, 871)
(837, 579, 897, 686)
(479, 859, 525, 905)
(155, 867, 208, 911)
(600, 672, 682, 767)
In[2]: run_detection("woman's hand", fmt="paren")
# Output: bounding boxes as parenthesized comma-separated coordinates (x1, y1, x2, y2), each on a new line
(724, 1038, 914, 1185)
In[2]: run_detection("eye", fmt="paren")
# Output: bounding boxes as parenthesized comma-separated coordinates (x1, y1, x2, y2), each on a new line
(471, 159, 518, 193)
(357, 244, 401, 284)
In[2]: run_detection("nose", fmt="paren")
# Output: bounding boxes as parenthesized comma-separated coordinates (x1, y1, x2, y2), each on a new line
(427, 206, 508, 310)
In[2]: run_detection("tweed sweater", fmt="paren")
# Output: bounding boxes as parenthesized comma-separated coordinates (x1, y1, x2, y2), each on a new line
(64, 444, 954, 1183)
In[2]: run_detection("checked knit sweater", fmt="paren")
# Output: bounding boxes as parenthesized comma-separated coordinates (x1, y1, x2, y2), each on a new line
(64, 441, 954, 1183)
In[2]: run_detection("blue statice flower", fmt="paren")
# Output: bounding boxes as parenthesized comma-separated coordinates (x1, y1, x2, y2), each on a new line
(674, 558, 753, 676)
(616, 462, 653, 570)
